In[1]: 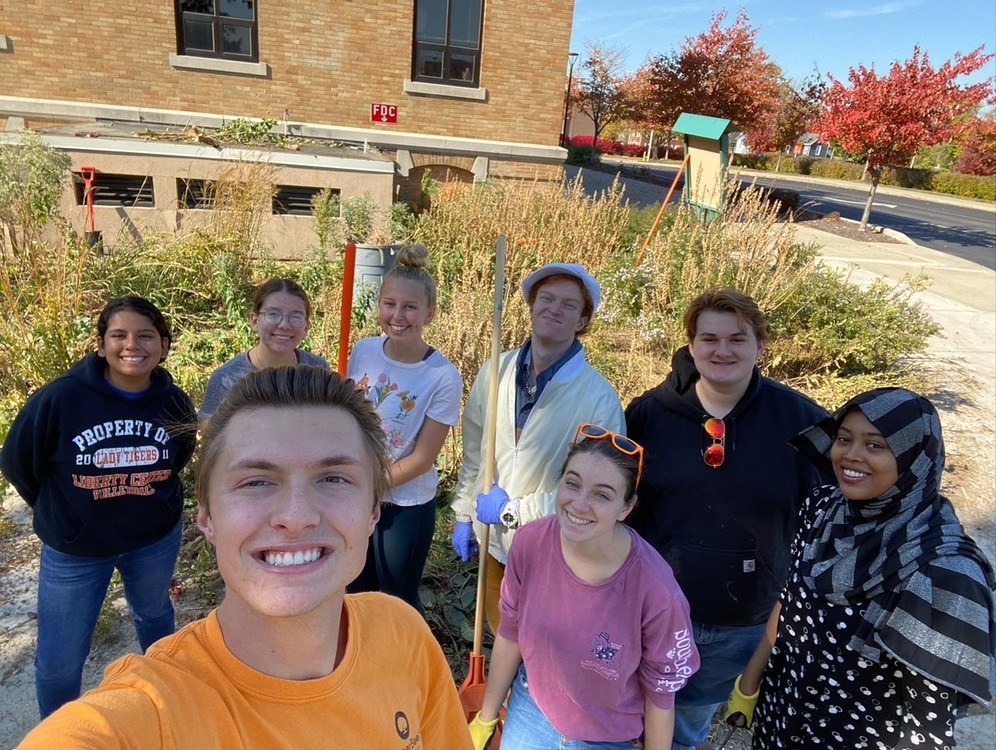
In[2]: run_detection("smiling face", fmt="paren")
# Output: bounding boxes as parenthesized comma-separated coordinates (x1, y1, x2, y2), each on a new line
(688, 309, 763, 391)
(198, 405, 380, 622)
(555, 451, 635, 547)
(830, 409, 900, 502)
(378, 277, 435, 348)
(250, 291, 309, 355)
(529, 277, 588, 348)
(98, 310, 169, 392)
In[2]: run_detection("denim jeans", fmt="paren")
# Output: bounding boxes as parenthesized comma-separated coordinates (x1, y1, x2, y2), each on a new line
(35, 521, 181, 718)
(348, 500, 436, 615)
(502, 665, 639, 749)
(671, 620, 766, 750)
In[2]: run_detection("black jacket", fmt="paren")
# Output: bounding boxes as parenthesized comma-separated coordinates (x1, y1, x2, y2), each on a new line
(0, 353, 197, 556)
(625, 347, 829, 626)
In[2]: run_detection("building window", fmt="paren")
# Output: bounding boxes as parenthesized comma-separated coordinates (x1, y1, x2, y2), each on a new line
(74, 173, 155, 207)
(175, 1, 258, 62)
(412, 0, 483, 87)
(273, 186, 328, 216)
(177, 179, 215, 209)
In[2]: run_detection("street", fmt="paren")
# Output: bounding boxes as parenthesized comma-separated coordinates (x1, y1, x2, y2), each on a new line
(596, 157, 996, 271)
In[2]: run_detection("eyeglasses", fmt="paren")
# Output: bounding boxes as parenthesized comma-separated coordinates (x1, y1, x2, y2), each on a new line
(259, 310, 307, 328)
(574, 423, 644, 482)
(703, 417, 726, 468)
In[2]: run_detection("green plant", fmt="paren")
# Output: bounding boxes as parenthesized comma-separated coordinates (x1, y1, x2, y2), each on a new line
(386, 201, 416, 243)
(311, 188, 342, 251)
(0, 131, 71, 256)
(215, 117, 278, 145)
(341, 194, 375, 243)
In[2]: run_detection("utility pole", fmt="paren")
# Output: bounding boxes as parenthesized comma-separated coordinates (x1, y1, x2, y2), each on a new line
(561, 51, 579, 147)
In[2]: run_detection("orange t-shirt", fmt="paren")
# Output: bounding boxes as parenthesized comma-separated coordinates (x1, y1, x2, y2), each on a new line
(18, 593, 471, 749)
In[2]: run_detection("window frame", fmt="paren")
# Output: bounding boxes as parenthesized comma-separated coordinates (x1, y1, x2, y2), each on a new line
(174, 1, 260, 63)
(411, 0, 484, 89)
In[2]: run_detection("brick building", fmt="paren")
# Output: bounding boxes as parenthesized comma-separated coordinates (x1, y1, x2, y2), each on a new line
(0, 1, 575, 255)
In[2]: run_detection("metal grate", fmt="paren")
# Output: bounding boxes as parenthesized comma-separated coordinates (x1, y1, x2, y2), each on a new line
(272, 185, 326, 216)
(176, 178, 215, 209)
(74, 173, 155, 207)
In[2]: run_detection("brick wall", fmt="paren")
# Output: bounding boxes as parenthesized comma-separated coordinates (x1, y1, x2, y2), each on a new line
(1, 1, 575, 149)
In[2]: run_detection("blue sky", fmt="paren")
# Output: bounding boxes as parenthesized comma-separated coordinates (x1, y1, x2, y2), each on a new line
(569, 0, 996, 86)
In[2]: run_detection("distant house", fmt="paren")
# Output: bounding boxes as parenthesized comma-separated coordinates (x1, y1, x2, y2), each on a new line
(0, 1, 574, 256)
(794, 133, 832, 158)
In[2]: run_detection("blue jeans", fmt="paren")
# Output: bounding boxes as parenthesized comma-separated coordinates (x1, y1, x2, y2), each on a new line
(348, 500, 436, 615)
(502, 665, 639, 749)
(35, 521, 181, 718)
(671, 620, 766, 750)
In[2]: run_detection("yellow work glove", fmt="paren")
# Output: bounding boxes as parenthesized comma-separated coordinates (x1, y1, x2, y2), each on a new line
(724, 674, 760, 728)
(468, 712, 499, 750)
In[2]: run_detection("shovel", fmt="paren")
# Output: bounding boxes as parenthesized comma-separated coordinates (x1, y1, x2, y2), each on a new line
(458, 235, 508, 744)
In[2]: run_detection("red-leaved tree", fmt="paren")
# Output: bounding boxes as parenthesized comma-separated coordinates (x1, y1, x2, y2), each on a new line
(816, 45, 993, 229)
(955, 114, 996, 176)
(575, 42, 631, 161)
(644, 10, 781, 135)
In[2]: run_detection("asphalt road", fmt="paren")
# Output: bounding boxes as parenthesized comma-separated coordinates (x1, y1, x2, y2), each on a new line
(599, 158, 996, 271)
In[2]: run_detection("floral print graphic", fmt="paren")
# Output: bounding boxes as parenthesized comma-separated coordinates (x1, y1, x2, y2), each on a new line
(356, 372, 419, 454)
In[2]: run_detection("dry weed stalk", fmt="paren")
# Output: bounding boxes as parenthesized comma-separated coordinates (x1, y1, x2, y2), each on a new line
(414, 176, 630, 389)
(208, 161, 277, 259)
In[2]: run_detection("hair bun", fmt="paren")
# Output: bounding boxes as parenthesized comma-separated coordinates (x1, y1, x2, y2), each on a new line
(396, 244, 430, 270)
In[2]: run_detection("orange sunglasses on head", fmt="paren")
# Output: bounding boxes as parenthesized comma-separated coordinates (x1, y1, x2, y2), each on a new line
(703, 417, 726, 468)
(574, 423, 645, 482)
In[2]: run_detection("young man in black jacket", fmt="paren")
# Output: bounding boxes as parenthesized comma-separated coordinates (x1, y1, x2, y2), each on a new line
(626, 288, 828, 750)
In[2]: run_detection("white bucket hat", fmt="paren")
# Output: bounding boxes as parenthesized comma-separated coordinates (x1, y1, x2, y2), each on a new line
(520, 263, 601, 312)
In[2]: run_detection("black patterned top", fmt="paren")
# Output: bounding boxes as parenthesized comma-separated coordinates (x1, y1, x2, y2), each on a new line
(752, 491, 959, 749)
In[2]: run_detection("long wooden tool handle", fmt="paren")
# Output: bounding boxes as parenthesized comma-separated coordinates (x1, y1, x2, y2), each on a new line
(635, 153, 690, 267)
(472, 234, 507, 656)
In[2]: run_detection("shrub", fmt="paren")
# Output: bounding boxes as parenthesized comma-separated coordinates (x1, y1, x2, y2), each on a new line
(0, 132, 71, 256)
(883, 168, 934, 190)
(809, 159, 865, 181)
(566, 144, 597, 164)
(731, 153, 771, 170)
(569, 135, 624, 154)
(621, 143, 646, 158)
(930, 172, 996, 201)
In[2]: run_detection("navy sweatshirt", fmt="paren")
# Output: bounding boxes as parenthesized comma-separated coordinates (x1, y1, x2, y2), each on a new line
(625, 347, 829, 627)
(0, 353, 197, 556)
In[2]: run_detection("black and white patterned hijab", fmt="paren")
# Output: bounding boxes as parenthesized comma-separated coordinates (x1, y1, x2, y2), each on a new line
(791, 387, 996, 705)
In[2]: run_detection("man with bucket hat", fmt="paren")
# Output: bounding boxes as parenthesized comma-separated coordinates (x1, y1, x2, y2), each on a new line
(451, 262, 624, 632)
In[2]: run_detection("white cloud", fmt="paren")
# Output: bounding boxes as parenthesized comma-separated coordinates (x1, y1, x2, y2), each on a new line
(824, 1, 921, 20)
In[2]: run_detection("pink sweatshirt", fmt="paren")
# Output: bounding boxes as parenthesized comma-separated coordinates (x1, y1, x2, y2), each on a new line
(498, 516, 699, 742)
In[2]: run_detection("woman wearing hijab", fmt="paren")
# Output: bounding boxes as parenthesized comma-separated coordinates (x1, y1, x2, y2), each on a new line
(728, 388, 995, 749)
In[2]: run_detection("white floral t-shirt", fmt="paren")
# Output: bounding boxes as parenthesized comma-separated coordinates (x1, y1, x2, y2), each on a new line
(347, 337, 462, 506)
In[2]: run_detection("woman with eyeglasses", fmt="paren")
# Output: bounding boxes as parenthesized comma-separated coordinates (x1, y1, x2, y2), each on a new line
(624, 287, 828, 750)
(200, 278, 328, 425)
(346, 245, 461, 614)
(470, 425, 698, 750)
(728, 388, 995, 749)
(0, 296, 197, 719)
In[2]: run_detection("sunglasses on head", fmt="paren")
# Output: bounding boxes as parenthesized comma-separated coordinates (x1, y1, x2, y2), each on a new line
(703, 417, 726, 468)
(574, 423, 645, 482)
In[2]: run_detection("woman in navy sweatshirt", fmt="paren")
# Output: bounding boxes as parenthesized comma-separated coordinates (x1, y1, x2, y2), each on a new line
(0, 295, 197, 719)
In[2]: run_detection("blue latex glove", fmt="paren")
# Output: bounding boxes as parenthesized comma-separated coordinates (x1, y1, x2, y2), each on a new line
(451, 521, 478, 562)
(476, 483, 511, 525)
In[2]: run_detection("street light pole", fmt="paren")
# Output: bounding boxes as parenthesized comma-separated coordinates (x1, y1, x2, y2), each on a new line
(561, 51, 579, 147)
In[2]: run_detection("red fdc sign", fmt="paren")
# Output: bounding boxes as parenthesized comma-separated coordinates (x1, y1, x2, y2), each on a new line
(371, 103, 398, 124)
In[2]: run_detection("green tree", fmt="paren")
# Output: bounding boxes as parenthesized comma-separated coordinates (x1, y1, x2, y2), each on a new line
(0, 132, 71, 256)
